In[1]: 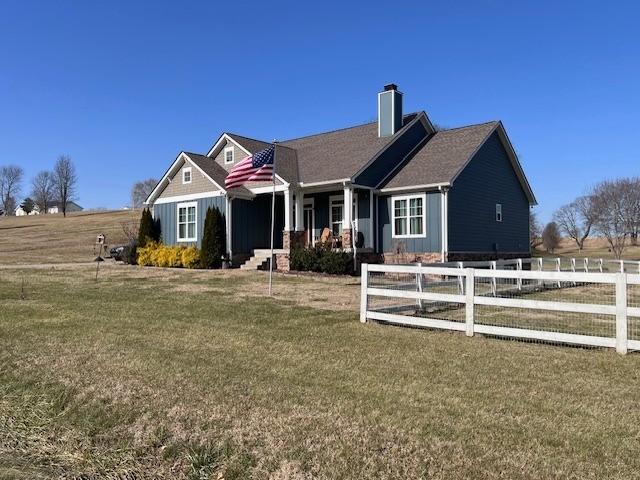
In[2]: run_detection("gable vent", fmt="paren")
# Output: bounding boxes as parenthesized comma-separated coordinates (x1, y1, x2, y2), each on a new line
(378, 83, 403, 137)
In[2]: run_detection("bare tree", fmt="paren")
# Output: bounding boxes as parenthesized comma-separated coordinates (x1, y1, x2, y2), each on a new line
(552, 196, 596, 251)
(542, 222, 561, 253)
(620, 177, 640, 246)
(0, 165, 24, 215)
(529, 210, 543, 249)
(53, 155, 78, 217)
(131, 178, 158, 209)
(591, 180, 628, 259)
(30, 170, 55, 213)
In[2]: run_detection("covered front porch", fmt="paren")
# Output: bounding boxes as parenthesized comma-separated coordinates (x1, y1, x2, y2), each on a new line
(285, 186, 374, 251)
(227, 183, 375, 267)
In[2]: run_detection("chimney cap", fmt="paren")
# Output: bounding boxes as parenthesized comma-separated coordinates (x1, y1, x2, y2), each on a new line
(383, 83, 398, 92)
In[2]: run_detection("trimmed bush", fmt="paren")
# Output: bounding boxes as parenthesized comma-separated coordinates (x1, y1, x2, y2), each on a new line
(181, 247, 200, 269)
(290, 244, 353, 275)
(200, 207, 226, 269)
(318, 249, 352, 274)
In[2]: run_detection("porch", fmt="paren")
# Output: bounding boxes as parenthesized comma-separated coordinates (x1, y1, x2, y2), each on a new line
(229, 184, 375, 268)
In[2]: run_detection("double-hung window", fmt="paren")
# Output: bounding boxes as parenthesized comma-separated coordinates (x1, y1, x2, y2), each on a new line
(330, 196, 343, 236)
(392, 194, 426, 238)
(329, 194, 359, 237)
(177, 202, 197, 242)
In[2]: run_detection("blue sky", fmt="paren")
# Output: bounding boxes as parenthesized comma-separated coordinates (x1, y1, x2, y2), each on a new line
(1, 1, 638, 221)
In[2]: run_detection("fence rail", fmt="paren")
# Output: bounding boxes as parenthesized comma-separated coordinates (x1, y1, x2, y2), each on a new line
(360, 263, 640, 354)
(426, 257, 640, 274)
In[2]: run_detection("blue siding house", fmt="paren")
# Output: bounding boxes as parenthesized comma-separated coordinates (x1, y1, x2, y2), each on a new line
(145, 84, 536, 269)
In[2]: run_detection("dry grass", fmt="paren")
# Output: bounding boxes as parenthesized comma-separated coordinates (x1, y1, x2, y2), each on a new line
(2, 265, 640, 479)
(534, 237, 640, 260)
(0, 210, 141, 265)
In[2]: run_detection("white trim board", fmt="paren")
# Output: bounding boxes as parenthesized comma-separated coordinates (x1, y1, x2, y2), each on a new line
(377, 183, 450, 194)
(154, 191, 224, 205)
(249, 184, 289, 194)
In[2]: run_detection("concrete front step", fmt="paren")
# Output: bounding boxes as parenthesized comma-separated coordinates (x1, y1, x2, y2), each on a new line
(240, 254, 273, 271)
(239, 249, 288, 270)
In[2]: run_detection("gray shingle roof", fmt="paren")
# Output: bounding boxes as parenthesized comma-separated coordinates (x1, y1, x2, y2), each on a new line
(226, 133, 271, 155)
(380, 121, 499, 189)
(226, 134, 299, 185)
(184, 152, 252, 196)
(279, 113, 420, 184)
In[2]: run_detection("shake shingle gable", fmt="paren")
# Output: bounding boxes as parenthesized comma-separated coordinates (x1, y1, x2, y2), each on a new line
(184, 152, 252, 196)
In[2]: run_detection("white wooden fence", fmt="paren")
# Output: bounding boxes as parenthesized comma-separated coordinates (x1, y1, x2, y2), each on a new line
(426, 257, 640, 274)
(360, 263, 640, 354)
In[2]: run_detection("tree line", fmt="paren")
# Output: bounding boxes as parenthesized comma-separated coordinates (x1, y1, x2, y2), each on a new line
(531, 177, 640, 259)
(0, 155, 78, 217)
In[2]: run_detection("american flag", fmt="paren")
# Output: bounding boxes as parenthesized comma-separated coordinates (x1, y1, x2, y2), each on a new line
(224, 144, 275, 189)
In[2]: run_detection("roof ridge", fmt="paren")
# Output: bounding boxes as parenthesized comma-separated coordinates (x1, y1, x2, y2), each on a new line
(280, 112, 420, 143)
(183, 151, 208, 157)
(226, 132, 271, 144)
(437, 120, 499, 133)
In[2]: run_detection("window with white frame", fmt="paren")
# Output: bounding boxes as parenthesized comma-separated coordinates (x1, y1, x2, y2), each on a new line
(182, 166, 192, 184)
(496, 203, 503, 222)
(224, 146, 234, 164)
(177, 202, 197, 242)
(330, 196, 343, 236)
(392, 194, 426, 238)
(329, 194, 358, 237)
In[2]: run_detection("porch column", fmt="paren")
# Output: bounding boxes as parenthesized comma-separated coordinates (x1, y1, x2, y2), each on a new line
(294, 191, 304, 232)
(284, 188, 293, 231)
(343, 185, 353, 248)
(283, 188, 294, 249)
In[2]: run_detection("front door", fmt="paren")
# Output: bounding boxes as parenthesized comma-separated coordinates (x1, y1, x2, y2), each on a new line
(303, 205, 314, 246)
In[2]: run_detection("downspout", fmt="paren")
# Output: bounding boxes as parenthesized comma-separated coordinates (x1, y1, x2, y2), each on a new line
(225, 194, 233, 263)
(439, 186, 448, 262)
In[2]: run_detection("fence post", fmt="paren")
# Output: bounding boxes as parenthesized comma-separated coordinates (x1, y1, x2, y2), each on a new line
(490, 260, 497, 296)
(457, 261, 464, 295)
(570, 258, 576, 286)
(465, 268, 474, 337)
(416, 262, 424, 310)
(598, 258, 603, 273)
(516, 258, 523, 291)
(584, 258, 589, 273)
(615, 273, 628, 354)
(537, 258, 543, 288)
(620, 260, 625, 274)
(360, 263, 369, 323)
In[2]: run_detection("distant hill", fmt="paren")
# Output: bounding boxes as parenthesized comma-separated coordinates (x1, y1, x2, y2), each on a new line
(0, 210, 142, 265)
(534, 236, 640, 260)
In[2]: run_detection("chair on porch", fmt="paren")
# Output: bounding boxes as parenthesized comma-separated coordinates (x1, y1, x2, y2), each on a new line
(319, 228, 342, 249)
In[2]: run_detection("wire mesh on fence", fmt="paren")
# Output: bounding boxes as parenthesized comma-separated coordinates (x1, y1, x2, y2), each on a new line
(363, 263, 639, 351)
(629, 283, 640, 341)
(367, 269, 465, 323)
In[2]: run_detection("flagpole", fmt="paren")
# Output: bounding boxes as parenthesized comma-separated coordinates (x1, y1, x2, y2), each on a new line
(268, 141, 277, 296)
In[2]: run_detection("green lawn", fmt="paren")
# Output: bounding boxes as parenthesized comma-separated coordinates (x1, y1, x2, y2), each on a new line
(1, 265, 640, 479)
